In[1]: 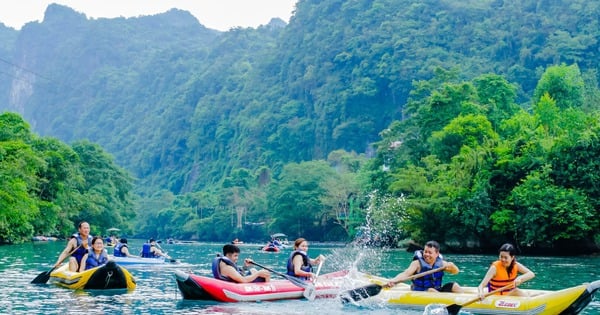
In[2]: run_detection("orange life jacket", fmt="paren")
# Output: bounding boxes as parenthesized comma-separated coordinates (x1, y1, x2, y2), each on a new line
(488, 260, 518, 295)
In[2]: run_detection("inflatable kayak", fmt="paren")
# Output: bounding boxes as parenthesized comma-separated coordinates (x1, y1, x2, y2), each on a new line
(350, 277, 600, 315)
(174, 270, 348, 302)
(109, 255, 178, 265)
(49, 260, 136, 290)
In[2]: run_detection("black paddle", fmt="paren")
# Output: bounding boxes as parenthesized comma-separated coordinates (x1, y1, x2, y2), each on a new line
(340, 265, 447, 303)
(443, 283, 515, 315)
(31, 245, 81, 284)
(249, 261, 316, 299)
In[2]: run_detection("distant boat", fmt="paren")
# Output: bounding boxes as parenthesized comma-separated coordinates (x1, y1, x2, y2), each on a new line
(271, 233, 289, 246)
(32, 236, 58, 241)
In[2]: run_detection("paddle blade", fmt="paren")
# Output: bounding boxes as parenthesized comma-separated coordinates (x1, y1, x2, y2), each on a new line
(340, 284, 382, 303)
(445, 303, 462, 315)
(303, 284, 317, 301)
(31, 268, 55, 284)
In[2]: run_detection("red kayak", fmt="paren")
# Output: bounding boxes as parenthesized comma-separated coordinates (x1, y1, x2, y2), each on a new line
(174, 270, 348, 302)
(261, 245, 280, 252)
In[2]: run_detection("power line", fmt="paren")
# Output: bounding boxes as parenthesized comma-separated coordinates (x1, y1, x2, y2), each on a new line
(0, 56, 53, 81)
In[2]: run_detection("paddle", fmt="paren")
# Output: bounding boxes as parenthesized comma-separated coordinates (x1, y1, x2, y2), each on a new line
(304, 259, 325, 301)
(249, 261, 316, 300)
(340, 265, 447, 303)
(441, 283, 516, 315)
(31, 245, 81, 284)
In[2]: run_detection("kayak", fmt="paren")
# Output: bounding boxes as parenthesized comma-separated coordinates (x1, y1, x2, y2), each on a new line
(108, 255, 178, 265)
(49, 260, 136, 290)
(174, 270, 348, 302)
(353, 277, 600, 315)
(261, 245, 280, 252)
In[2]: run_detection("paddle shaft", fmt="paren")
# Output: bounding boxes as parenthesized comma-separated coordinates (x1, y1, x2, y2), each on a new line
(445, 283, 515, 315)
(31, 244, 82, 284)
(391, 265, 447, 286)
(249, 261, 309, 289)
(313, 260, 324, 284)
(341, 265, 448, 303)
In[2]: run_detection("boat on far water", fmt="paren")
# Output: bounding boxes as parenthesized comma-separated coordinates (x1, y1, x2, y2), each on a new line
(109, 255, 179, 265)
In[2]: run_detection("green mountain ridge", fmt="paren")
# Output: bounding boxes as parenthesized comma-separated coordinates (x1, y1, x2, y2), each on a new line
(1, 0, 599, 252)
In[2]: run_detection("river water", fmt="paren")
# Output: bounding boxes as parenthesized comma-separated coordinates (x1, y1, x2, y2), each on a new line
(2, 240, 599, 314)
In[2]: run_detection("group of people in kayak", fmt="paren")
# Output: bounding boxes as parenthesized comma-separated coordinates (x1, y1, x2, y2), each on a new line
(213, 237, 324, 284)
(214, 238, 535, 299)
(384, 240, 535, 298)
(53, 221, 170, 272)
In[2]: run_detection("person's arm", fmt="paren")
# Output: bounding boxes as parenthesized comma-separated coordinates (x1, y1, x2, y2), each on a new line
(478, 265, 497, 298)
(293, 255, 314, 278)
(220, 262, 268, 283)
(387, 260, 420, 286)
(54, 238, 77, 267)
(515, 262, 535, 285)
(309, 254, 325, 266)
(443, 261, 460, 274)
(122, 247, 135, 258)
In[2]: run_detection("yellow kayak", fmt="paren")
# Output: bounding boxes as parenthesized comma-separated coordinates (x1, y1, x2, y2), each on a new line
(49, 260, 136, 290)
(341, 272, 599, 314)
(367, 280, 600, 314)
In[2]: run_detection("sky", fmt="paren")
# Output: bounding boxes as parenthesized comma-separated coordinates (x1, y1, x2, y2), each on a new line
(0, 0, 298, 31)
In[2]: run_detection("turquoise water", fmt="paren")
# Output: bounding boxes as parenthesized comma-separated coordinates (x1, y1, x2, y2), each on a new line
(2, 240, 599, 314)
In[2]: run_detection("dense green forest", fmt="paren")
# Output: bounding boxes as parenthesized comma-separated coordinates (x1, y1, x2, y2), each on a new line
(1, 0, 599, 253)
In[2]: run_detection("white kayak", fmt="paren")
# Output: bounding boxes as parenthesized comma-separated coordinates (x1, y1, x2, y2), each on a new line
(108, 255, 179, 265)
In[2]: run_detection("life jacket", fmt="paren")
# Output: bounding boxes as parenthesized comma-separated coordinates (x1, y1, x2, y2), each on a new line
(141, 243, 159, 258)
(71, 233, 93, 265)
(411, 250, 444, 291)
(286, 250, 312, 280)
(488, 260, 518, 295)
(212, 255, 245, 282)
(85, 248, 109, 270)
(113, 243, 127, 257)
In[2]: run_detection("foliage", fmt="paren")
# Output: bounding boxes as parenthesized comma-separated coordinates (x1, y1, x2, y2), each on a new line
(0, 112, 135, 243)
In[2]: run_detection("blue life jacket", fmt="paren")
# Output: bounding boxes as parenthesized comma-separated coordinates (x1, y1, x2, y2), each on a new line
(286, 250, 312, 280)
(72, 233, 93, 265)
(141, 243, 158, 258)
(411, 250, 444, 291)
(113, 243, 127, 257)
(212, 255, 245, 282)
(85, 249, 109, 270)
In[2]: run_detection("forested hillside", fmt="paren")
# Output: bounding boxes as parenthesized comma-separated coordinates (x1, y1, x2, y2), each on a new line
(1, 0, 599, 253)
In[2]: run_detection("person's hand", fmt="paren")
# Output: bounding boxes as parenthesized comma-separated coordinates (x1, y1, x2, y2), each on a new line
(385, 281, 396, 288)
(478, 287, 485, 300)
(514, 276, 524, 286)
(244, 258, 254, 267)
(257, 269, 270, 277)
(317, 254, 325, 263)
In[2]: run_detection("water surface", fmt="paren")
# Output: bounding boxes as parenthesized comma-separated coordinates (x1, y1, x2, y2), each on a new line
(2, 240, 599, 314)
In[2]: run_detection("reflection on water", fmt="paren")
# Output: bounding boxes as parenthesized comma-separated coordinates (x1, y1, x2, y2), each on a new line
(1, 240, 598, 314)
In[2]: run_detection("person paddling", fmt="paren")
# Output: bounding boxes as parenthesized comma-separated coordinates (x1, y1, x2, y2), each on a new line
(477, 243, 535, 299)
(53, 221, 93, 272)
(386, 240, 463, 292)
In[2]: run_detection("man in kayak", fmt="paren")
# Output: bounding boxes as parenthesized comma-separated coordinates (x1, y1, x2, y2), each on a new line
(53, 221, 93, 272)
(213, 244, 271, 283)
(113, 238, 137, 257)
(141, 238, 170, 258)
(386, 240, 463, 292)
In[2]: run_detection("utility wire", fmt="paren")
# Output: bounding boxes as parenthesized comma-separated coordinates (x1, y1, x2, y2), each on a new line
(0, 56, 53, 81)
